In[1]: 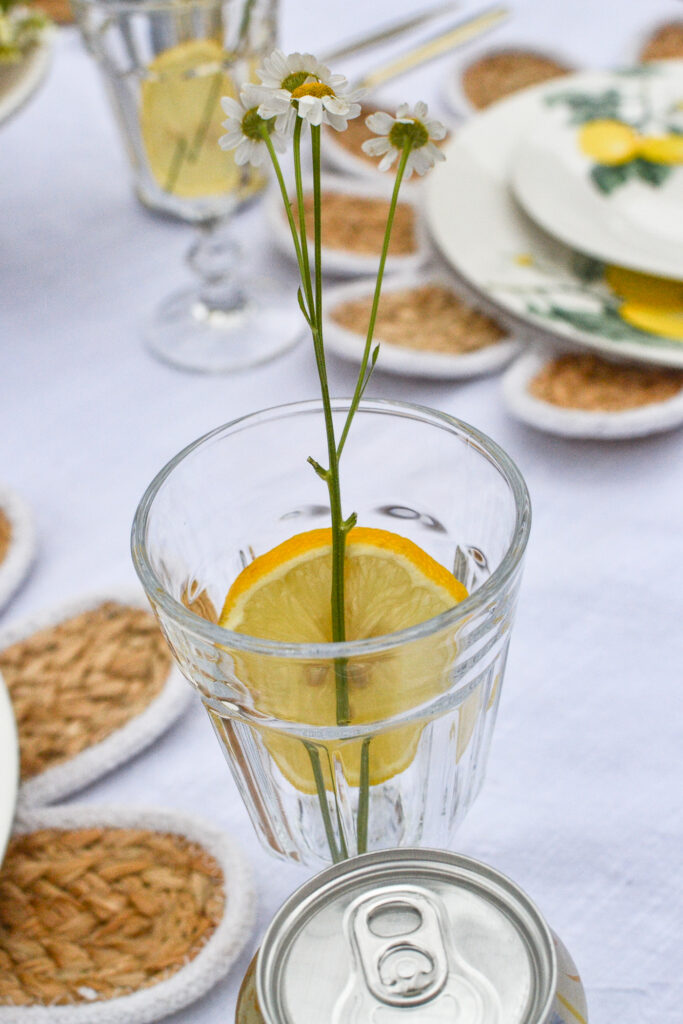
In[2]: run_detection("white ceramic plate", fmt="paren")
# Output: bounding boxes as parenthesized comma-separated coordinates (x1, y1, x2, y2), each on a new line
(0, 30, 52, 129)
(511, 65, 683, 280)
(502, 349, 683, 439)
(0, 673, 19, 865)
(267, 173, 428, 278)
(322, 272, 519, 379)
(424, 75, 683, 369)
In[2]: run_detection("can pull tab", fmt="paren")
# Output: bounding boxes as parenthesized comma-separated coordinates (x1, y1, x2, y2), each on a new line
(352, 889, 448, 1007)
(333, 885, 503, 1024)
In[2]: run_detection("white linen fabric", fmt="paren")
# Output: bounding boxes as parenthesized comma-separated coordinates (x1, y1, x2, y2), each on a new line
(1, 2, 682, 1021)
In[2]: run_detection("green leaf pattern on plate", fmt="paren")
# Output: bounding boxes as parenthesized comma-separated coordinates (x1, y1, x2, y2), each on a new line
(545, 71, 682, 195)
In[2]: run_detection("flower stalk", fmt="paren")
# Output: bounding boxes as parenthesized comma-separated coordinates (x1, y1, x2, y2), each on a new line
(219, 54, 446, 859)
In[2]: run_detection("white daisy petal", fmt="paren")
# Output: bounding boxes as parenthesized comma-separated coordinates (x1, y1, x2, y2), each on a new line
(414, 100, 428, 120)
(218, 126, 244, 150)
(323, 94, 348, 115)
(362, 137, 392, 157)
(426, 140, 446, 163)
(424, 118, 447, 140)
(395, 103, 411, 119)
(378, 149, 399, 172)
(366, 111, 395, 135)
(221, 96, 244, 119)
(297, 94, 324, 126)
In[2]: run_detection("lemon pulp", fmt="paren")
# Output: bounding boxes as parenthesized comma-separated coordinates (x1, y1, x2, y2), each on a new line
(219, 527, 468, 792)
(139, 39, 263, 199)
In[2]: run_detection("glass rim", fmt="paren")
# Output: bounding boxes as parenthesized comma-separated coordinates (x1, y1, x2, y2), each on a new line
(131, 398, 531, 659)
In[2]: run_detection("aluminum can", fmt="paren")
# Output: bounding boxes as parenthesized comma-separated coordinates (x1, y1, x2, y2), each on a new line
(236, 849, 588, 1024)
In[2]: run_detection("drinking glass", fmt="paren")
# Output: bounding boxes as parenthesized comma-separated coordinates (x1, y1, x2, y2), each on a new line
(132, 399, 531, 866)
(74, 0, 299, 372)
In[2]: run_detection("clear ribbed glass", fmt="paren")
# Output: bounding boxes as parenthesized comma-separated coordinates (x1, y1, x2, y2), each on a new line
(132, 400, 531, 866)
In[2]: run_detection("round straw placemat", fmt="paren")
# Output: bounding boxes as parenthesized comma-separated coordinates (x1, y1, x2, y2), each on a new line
(0, 488, 36, 615)
(0, 804, 255, 1023)
(0, 593, 191, 807)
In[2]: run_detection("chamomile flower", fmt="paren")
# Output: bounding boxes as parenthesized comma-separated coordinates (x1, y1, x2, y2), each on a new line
(362, 102, 447, 178)
(255, 49, 363, 133)
(219, 84, 286, 167)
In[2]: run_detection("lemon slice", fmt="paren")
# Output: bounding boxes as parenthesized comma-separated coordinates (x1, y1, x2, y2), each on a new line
(220, 527, 467, 792)
(139, 39, 242, 198)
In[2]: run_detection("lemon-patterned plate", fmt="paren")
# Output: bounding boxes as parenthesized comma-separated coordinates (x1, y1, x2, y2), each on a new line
(511, 65, 683, 279)
(425, 66, 683, 368)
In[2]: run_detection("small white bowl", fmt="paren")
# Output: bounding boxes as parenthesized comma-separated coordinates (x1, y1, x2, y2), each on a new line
(323, 271, 519, 379)
(442, 42, 577, 120)
(266, 172, 429, 278)
(502, 349, 683, 439)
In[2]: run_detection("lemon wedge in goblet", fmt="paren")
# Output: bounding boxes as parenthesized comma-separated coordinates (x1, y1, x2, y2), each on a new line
(139, 38, 239, 198)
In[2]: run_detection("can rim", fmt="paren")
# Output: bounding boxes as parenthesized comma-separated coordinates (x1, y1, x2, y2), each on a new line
(256, 848, 558, 1024)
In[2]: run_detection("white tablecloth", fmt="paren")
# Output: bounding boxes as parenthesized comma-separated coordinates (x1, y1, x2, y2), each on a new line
(2, 1, 683, 1020)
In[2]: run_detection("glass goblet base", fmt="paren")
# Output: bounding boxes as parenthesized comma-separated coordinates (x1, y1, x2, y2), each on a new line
(145, 286, 301, 374)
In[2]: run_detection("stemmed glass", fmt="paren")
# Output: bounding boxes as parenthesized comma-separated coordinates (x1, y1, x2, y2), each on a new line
(74, 0, 300, 372)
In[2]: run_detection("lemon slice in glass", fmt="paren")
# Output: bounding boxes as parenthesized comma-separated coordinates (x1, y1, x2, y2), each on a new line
(139, 39, 240, 198)
(220, 527, 468, 792)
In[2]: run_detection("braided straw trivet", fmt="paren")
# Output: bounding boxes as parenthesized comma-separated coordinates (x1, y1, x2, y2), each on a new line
(0, 805, 255, 1023)
(323, 272, 519, 380)
(0, 592, 191, 807)
(0, 488, 35, 615)
(33, 0, 74, 24)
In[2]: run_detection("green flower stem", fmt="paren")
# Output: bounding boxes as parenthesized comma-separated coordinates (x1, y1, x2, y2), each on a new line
(357, 738, 371, 854)
(261, 129, 306, 274)
(305, 743, 341, 863)
(337, 143, 411, 459)
(293, 120, 316, 317)
(187, 70, 224, 162)
(310, 124, 351, 726)
(164, 136, 189, 194)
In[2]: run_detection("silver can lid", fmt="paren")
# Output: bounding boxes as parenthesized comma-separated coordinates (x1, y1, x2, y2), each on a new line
(257, 849, 557, 1024)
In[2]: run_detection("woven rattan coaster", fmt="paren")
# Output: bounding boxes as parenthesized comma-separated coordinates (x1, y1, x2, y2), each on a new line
(33, 0, 74, 24)
(640, 22, 683, 62)
(0, 593, 190, 807)
(0, 805, 255, 1023)
(0, 488, 36, 615)
(461, 49, 571, 110)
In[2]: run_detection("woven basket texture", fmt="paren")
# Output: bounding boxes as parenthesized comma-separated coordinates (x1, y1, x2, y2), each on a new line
(0, 603, 171, 783)
(0, 827, 225, 1007)
(0, 512, 10, 568)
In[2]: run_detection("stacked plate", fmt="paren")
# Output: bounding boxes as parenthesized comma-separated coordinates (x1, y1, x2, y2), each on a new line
(425, 61, 683, 436)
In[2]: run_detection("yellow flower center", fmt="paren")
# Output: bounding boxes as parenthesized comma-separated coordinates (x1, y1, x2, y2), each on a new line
(291, 81, 335, 100)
